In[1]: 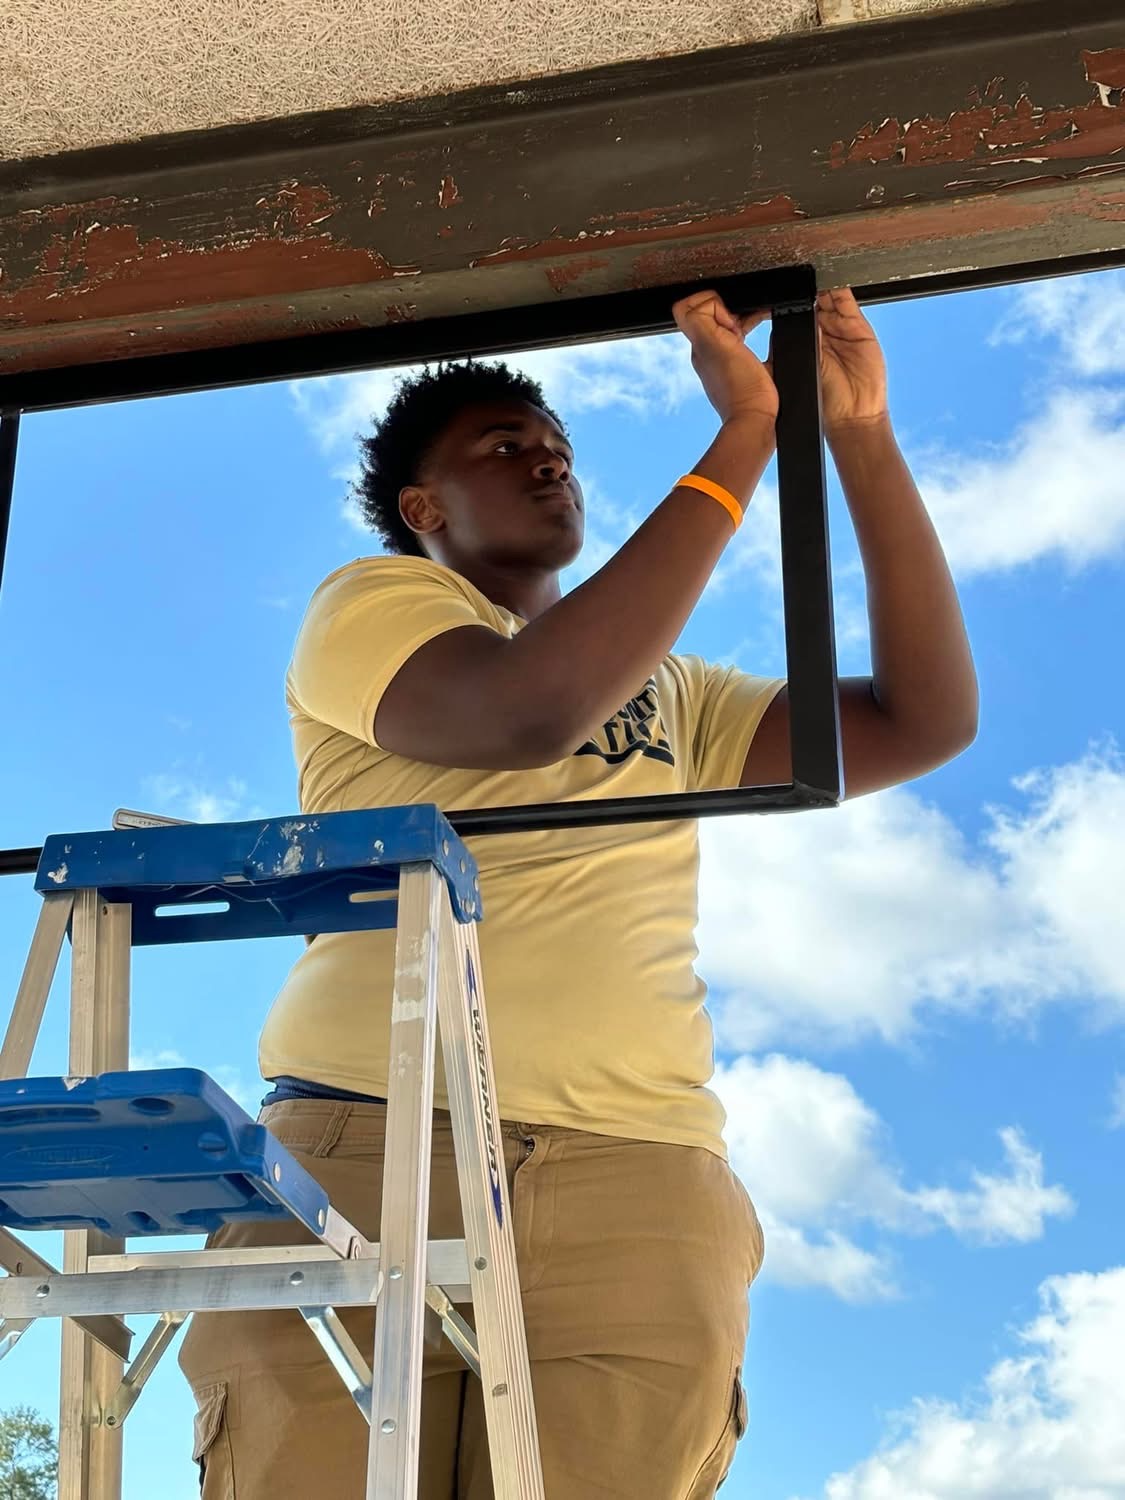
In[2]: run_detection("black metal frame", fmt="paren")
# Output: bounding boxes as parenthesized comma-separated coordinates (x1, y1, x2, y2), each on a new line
(0, 411, 17, 604)
(8, 247, 1055, 873)
(9, 240, 1125, 870)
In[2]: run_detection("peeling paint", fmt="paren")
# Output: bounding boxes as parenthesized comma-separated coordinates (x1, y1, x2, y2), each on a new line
(629, 177, 1125, 286)
(384, 303, 418, 323)
(544, 255, 610, 293)
(0, 203, 420, 330)
(1083, 48, 1125, 91)
(255, 183, 339, 234)
(0, 299, 366, 372)
(829, 81, 1125, 172)
(471, 195, 803, 269)
(438, 175, 463, 210)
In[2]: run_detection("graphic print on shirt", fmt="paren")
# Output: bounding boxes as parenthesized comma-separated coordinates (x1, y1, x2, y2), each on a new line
(575, 679, 675, 766)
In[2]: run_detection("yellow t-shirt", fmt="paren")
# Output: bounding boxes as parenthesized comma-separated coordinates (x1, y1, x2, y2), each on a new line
(258, 556, 784, 1159)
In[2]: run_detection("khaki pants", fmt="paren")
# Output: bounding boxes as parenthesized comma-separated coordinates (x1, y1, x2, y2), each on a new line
(178, 1099, 765, 1499)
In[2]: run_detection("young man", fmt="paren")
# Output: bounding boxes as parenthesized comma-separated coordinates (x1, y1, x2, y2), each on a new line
(179, 288, 977, 1498)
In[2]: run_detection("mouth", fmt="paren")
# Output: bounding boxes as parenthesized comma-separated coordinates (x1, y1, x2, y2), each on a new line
(532, 485, 578, 509)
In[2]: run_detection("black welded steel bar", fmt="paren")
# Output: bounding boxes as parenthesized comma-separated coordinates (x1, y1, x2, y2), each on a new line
(0, 267, 802, 415)
(771, 298, 842, 802)
(0, 410, 19, 603)
(859, 247, 1125, 308)
(0, 847, 39, 876)
(0, 265, 842, 873)
(0, 782, 830, 878)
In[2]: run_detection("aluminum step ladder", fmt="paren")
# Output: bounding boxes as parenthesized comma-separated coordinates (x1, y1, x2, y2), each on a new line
(0, 805, 544, 1500)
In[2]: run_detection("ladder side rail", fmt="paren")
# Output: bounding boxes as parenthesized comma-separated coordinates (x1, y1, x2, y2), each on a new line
(58, 893, 131, 1500)
(367, 863, 445, 1500)
(437, 897, 545, 1500)
(0, 892, 73, 1079)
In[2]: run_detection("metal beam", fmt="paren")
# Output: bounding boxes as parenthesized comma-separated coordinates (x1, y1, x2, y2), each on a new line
(0, 0, 1122, 393)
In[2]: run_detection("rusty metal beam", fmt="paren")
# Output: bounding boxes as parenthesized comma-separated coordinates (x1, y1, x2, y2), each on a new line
(0, 0, 1123, 403)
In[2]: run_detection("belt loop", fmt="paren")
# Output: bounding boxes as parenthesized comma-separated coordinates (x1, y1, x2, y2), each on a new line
(311, 1102, 351, 1157)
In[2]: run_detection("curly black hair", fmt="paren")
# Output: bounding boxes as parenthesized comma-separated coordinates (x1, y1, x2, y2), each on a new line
(351, 359, 568, 556)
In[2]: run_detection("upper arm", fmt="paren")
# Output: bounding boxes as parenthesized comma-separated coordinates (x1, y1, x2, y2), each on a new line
(685, 658, 787, 790)
(375, 625, 561, 770)
(740, 676, 964, 798)
(290, 558, 563, 771)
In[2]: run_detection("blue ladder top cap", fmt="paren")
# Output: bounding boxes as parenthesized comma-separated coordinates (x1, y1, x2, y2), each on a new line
(35, 805, 480, 929)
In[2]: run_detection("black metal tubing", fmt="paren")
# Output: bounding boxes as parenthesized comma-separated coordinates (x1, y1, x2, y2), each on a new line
(772, 301, 842, 803)
(0, 786, 824, 877)
(0, 410, 19, 603)
(0, 266, 810, 415)
(861, 246, 1125, 309)
(0, 264, 841, 876)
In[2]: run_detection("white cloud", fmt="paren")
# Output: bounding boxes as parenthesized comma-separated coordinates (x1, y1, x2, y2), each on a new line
(699, 747, 1125, 1051)
(755, 1220, 896, 1304)
(129, 1047, 261, 1117)
(129, 1047, 188, 1071)
(1109, 1075, 1125, 1130)
(558, 474, 644, 589)
(904, 1127, 1074, 1247)
(914, 269, 1125, 578)
(289, 331, 698, 456)
(993, 270, 1125, 378)
(913, 389, 1125, 576)
(141, 773, 254, 825)
(812, 1266, 1125, 1499)
(986, 754, 1125, 1023)
(714, 1055, 1072, 1302)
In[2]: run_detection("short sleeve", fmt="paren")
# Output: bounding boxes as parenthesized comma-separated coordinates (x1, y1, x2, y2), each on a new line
(678, 656, 787, 790)
(288, 556, 494, 748)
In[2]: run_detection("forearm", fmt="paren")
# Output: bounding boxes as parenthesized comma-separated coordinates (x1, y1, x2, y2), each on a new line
(830, 416, 978, 748)
(514, 415, 776, 753)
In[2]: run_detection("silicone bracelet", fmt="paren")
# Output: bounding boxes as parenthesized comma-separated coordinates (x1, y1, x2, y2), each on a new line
(675, 473, 744, 530)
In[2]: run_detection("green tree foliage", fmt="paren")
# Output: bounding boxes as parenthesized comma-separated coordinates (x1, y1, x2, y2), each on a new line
(0, 1407, 56, 1500)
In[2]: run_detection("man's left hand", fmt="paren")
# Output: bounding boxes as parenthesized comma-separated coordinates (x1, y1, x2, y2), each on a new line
(816, 287, 888, 434)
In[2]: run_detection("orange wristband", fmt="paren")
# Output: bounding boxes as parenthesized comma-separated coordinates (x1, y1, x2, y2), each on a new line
(675, 473, 744, 531)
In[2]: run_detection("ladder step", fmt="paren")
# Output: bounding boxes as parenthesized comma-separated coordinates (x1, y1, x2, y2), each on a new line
(0, 1069, 329, 1239)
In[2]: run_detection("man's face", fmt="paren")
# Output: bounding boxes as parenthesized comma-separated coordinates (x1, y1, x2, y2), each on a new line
(406, 398, 585, 572)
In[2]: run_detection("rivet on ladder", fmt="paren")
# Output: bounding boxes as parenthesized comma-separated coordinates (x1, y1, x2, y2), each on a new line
(380, 1419, 396, 1434)
(389, 1266, 403, 1280)
(474, 1257, 488, 1271)
(35, 1284, 49, 1298)
(492, 1383, 508, 1398)
(273, 1163, 282, 1182)
(289, 1271, 304, 1286)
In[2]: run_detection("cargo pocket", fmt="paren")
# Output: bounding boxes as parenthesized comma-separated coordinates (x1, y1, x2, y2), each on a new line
(191, 1381, 234, 1498)
(733, 1366, 748, 1439)
(688, 1366, 750, 1499)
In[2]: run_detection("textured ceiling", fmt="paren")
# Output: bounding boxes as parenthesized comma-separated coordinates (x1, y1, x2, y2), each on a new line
(1, 0, 987, 162)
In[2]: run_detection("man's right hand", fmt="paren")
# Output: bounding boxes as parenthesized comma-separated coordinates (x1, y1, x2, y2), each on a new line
(672, 290, 779, 426)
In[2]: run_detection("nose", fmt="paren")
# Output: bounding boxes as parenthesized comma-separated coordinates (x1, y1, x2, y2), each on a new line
(533, 448, 570, 483)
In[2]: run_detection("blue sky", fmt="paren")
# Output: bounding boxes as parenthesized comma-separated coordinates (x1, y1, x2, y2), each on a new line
(1, 269, 1123, 1498)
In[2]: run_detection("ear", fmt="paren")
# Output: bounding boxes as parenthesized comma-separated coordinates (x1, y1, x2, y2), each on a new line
(399, 485, 444, 540)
